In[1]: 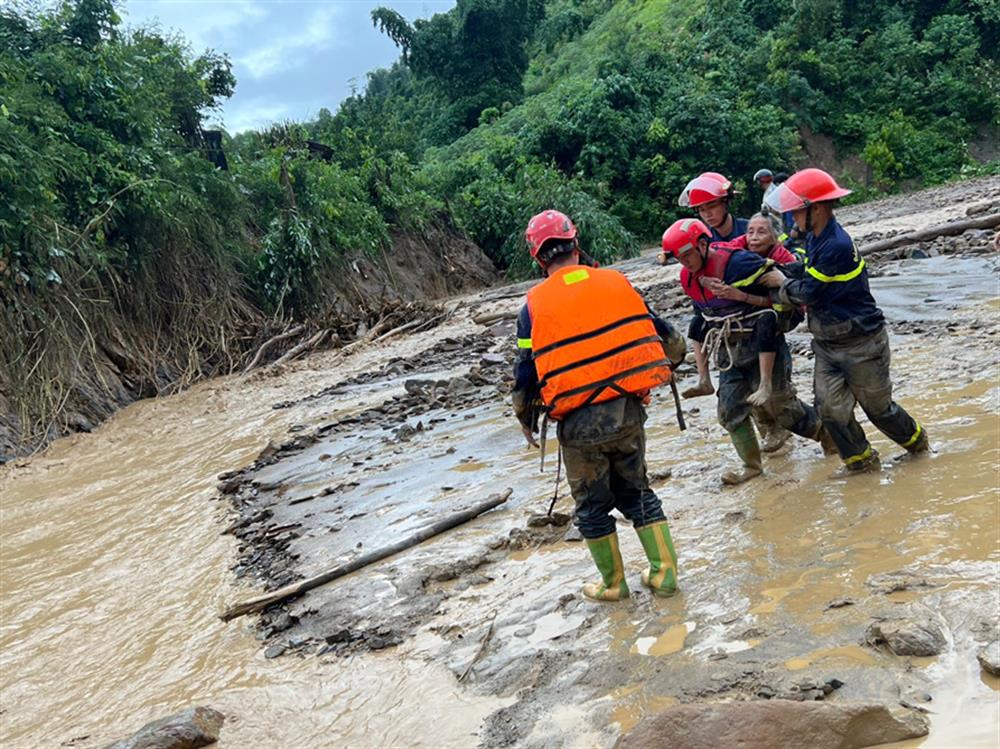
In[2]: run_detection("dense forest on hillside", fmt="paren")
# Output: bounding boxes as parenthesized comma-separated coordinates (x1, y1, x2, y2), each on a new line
(1, 0, 998, 452)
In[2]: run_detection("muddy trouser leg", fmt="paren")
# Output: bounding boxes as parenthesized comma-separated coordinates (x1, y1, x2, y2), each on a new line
(716, 340, 764, 474)
(605, 429, 666, 528)
(813, 338, 871, 463)
(562, 441, 617, 540)
(844, 328, 922, 448)
(754, 311, 780, 354)
(766, 339, 822, 440)
(717, 339, 756, 434)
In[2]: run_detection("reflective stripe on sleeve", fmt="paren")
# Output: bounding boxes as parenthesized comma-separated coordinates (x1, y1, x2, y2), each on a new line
(517, 338, 533, 349)
(805, 258, 865, 283)
(731, 261, 772, 289)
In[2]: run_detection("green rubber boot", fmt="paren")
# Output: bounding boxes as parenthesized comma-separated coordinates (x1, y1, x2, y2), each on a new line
(635, 520, 679, 597)
(723, 421, 763, 485)
(582, 532, 630, 602)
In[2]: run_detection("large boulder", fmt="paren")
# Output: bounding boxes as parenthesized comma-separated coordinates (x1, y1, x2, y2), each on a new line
(102, 706, 225, 749)
(615, 701, 928, 749)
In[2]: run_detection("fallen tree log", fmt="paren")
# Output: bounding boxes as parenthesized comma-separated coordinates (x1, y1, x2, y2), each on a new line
(219, 487, 513, 621)
(859, 212, 1000, 256)
(473, 310, 518, 326)
(243, 324, 305, 373)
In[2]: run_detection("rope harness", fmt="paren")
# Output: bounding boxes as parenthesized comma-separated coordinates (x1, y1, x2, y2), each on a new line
(702, 308, 776, 372)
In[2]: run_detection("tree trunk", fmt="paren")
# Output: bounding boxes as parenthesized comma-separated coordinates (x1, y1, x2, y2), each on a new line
(859, 213, 1000, 256)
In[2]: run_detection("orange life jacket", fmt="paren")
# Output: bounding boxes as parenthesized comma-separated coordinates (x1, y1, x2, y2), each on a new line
(526, 265, 672, 420)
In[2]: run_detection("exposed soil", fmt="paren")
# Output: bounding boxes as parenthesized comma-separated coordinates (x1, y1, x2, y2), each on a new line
(0, 225, 497, 462)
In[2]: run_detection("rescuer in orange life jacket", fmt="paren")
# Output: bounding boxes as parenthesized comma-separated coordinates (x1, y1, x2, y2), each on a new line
(512, 210, 687, 602)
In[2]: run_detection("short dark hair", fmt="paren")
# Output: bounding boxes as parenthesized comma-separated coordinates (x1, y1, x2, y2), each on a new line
(537, 238, 577, 265)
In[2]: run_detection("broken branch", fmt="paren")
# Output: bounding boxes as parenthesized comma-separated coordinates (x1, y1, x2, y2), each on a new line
(243, 324, 305, 373)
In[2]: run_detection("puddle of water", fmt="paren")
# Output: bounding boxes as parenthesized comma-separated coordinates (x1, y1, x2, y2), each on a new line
(609, 686, 678, 733)
(632, 622, 695, 656)
(785, 645, 878, 671)
(527, 612, 587, 646)
(450, 459, 490, 472)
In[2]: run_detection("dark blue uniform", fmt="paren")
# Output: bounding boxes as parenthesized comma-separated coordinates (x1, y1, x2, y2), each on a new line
(685, 248, 821, 441)
(776, 218, 925, 467)
(708, 216, 749, 244)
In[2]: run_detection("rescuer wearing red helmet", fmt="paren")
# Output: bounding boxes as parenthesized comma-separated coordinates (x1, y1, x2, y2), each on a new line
(513, 210, 686, 601)
(662, 217, 830, 484)
(678, 172, 749, 243)
(761, 168, 928, 471)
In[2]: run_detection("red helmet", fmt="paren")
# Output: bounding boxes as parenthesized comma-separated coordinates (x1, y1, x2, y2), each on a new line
(525, 209, 577, 265)
(701, 171, 733, 190)
(678, 172, 733, 208)
(764, 168, 852, 212)
(662, 218, 711, 258)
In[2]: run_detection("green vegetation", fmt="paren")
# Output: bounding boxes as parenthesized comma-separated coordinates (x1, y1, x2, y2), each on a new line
(1, 0, 997, 449)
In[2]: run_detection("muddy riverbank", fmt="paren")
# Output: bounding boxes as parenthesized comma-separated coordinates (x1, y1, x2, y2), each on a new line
(1, 178, 998, 748)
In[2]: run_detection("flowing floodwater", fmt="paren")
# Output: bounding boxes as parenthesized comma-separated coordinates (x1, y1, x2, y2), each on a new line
(0, 346, 506, 748)
(1, 250, 998, 748)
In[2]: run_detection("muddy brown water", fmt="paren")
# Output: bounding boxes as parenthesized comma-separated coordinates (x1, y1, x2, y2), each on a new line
(2, 245, 999, 745)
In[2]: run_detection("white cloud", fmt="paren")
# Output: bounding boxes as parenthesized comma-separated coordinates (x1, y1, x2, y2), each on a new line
(224, 99, 291, 133)
(124, 0, 267, 51)
(237, 5, 342, 79)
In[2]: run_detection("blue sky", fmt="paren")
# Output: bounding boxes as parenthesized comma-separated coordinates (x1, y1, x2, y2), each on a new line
(120, 1, 455, 133)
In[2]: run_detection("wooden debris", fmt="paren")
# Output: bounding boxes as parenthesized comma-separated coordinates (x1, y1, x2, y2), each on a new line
(219, 488, 513, 621)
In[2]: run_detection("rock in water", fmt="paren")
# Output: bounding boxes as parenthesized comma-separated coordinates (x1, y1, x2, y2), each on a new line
(615, 701, 928, 749)
(865, 616, 946, 656)
(102, 706, 225, 749)
(978, 640, 1000, 676)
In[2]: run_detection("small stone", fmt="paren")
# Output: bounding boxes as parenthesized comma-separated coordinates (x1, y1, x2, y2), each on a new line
(269, 613, 296, 634)
(264, 644, 286, 659)
(514, 626, 535, 638)
(825, 598, 855, 610)
(865, 615, 946, 656)
(977, 640, 1000, 676)
(324, 629, 354, 644)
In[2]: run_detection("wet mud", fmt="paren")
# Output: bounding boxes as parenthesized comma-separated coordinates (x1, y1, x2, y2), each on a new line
(1, 178, 998, 748)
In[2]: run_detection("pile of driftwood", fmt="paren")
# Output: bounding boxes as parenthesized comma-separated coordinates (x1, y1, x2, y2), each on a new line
(242, 300, 449, 373)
